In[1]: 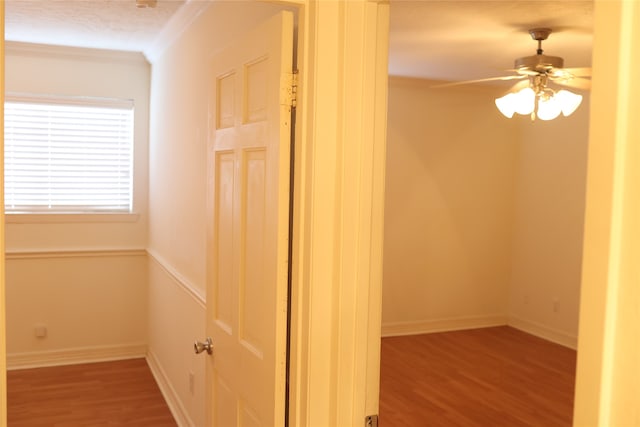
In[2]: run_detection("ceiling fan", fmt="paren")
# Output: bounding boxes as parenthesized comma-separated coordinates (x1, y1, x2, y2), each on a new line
(439, 28, 591, 120)
(438, 28, 592, 90)
(512, 28, 591, 91)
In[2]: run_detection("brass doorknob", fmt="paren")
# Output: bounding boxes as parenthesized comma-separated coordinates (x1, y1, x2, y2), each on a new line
(194, 337, 213, 355)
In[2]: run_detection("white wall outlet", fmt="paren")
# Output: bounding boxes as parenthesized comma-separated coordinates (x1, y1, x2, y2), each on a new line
(188, 371, 195, 395)
(34, 324, 47, 338)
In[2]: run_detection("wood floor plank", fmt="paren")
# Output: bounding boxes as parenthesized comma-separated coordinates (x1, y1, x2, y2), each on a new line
(7, 358, 177, 426)
(379, 326, 576, 427)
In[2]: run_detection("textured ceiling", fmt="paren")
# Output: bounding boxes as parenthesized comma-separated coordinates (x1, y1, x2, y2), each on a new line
(5, 0, 185, 52)
(4, 0, 594, 83)
(389, 0, 594, 83)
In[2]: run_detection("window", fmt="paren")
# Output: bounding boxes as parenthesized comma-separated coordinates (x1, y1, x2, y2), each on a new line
(4, 94, 134, 214)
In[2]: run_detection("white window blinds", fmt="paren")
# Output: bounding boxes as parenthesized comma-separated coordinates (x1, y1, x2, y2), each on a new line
(4, 95, 134, 213)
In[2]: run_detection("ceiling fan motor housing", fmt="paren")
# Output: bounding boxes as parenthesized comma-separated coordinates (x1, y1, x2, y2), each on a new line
(516, 27, 564, 74)
(515, 54, 564, 74)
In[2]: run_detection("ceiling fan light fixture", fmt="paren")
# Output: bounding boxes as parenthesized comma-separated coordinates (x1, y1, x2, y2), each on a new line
(494, 87, 583, 121)
(513, 87, 536, 115)
(477, 27, 589, 121)
(537, 96, 562, 121)
(556, 90, 583, 116)
(496, 87, 536, 118)
(495, 93, 516, 118)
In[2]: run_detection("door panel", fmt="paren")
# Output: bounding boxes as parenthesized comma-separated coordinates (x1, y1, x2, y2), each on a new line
(206, 11, 294, 427)
(240, 148, 267, 356)
(213, 151, 235, 333)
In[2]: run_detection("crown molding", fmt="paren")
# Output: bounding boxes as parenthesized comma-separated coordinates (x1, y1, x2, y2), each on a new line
(4, 40, 148, 65)
(144, 0, 211, 63)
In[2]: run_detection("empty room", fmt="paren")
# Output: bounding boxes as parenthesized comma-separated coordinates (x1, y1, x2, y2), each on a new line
(379, 1, 592, 425)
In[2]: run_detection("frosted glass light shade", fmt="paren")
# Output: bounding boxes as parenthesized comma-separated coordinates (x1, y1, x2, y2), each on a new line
(495, 88, 535, 118)
(495, 93, 516, 118)
(556, 90, 583, 116)
(495, 87, 583, 120)
(513, 88, 535, 115)
(537, 96, 562, 121)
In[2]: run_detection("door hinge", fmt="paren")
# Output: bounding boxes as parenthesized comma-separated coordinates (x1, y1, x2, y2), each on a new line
(281, 70, 298, 108)
(365, 414, 379, 427)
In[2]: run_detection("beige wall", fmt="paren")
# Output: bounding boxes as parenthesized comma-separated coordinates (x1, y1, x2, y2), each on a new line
(382, 77, 518, 335)
(5, 252, 148, 367)
(147, 3, 290, 424)
(4, 43, 150, 251)
(147, 256, 205, 427)
(383, 76, 589, 346)
(4, 43, 151, 367)
(509, 99, 590, 347)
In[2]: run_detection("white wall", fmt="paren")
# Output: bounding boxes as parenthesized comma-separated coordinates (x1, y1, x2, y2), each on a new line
(4, 43, 150, 251)
(383, 76, 589, 347)
(382, 77, 519, 335)
(5, 251, 148, 367)
(508, 98, 590, 347)
(147, 256, 205, 427)
(147, 3, 291, 425)
(4, 42, 150, 366)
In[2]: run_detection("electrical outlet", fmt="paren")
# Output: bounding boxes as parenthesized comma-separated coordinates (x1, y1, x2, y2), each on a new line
(34, 324, 47, 338)
(188, 371, 195, 395)
(553, 298, 559, 313)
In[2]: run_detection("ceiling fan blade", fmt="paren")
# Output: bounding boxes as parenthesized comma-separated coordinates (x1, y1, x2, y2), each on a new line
(548, 67, 592, 80)
(559, 67, 592, 77)
(432, 75, 526, 88)
(553, 77, 592, 90)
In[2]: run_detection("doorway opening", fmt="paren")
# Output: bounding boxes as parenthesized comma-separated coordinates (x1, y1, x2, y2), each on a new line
(379, 2, 593, 424)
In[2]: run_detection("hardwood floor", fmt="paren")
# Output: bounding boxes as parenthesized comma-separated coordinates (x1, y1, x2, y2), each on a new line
(379, 326, 577, 427)
(7, 358, 177, 426)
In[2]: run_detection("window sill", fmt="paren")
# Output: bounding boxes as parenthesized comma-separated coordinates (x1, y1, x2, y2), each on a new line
(5, 212, 140, 224)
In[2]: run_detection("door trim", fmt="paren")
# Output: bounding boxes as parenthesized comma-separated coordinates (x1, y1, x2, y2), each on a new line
(286, 1, 389, 425)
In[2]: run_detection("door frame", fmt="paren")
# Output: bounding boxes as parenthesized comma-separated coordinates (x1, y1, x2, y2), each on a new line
(0, 3, 6, 423)
(573, 1, 640, 425)
(284, 1, 389, 425)
(285, 0, 640, 426)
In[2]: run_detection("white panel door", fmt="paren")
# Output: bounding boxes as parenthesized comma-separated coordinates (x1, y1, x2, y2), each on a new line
(205, 11, 294, 427)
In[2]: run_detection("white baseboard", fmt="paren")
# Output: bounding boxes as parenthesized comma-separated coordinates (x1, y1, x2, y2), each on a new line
(381, 314, 508, 337)
(7, 343, 147, 370)
(147, 350, 194, 427)
(508, 316, 577, 350)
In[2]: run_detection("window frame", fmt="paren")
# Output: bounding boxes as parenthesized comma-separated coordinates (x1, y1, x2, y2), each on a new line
(4, 92, 137, 220)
